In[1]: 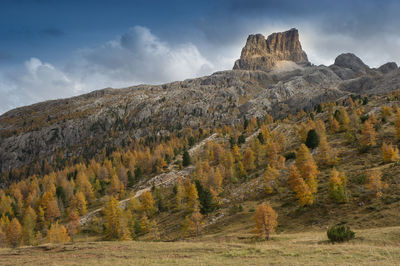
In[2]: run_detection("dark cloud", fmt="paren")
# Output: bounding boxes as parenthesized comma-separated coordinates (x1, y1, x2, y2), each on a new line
(7, 27, 64, 39)
(200, 0, 400, 42)
(191, 0, 400, 67)
(40, 28, 64, 37)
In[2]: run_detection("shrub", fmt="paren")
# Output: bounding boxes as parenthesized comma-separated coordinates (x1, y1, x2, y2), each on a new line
(257, 132, 264, 144)
(228, 204, 243, 215)
(360, 114, 369, 123)
(315, 104, 323, 113)
(284, 152, 296, 160)
(327, 224, 355, 243)
(353, 174, 366, 185)
(238, 134, 246, 145)
(195, 180, 216, 214)
(182, 149, 191, 166)
(305, 129, 319, 149)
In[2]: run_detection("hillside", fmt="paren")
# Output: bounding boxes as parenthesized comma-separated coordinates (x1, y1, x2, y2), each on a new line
(1, 90, 400, 247)
(1, 28, 400, 184)
(107, 92, 400, 239)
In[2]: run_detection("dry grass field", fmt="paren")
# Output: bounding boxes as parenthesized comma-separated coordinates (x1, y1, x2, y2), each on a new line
(1, 226, 399, 265)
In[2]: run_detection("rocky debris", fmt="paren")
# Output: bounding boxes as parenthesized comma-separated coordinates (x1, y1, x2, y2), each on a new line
(205, 212, 225, 227)
(188, 133, 218, 157)
(233, 28, 309, 71)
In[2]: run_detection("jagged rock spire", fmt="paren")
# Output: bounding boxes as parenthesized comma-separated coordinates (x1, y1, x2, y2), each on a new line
(233, 28, 309, 71)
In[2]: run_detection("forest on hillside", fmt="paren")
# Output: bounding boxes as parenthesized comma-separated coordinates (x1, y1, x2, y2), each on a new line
(1, 91, 400, 247)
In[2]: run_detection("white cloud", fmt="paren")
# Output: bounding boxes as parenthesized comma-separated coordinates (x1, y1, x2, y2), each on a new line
(0, 58, 83, 113)
(68, 26, 214, 88)
(0, 26, 216, 114)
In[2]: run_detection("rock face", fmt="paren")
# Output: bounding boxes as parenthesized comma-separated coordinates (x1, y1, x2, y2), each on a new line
(378, 62, 398, 74)
(334, 53, 369, 73)
(233, 28, 309, 71)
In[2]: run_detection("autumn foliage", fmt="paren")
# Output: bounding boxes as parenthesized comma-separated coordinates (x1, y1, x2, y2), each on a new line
(254, 202, 278, 240)
(360, 119, 376, 148)
(264, 165, 279, 194)
(365, 169, 388, 198)
(47, 222, 70, 244)
(288, 144, 318, 206)
(329, 169, 347, 203)
(6, 218, 22, 247)
(1, 92, 400, 245)
(382, 143, 399, 163)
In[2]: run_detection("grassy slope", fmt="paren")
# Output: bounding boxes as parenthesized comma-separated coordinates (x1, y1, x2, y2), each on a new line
(1, 226, 399, 265)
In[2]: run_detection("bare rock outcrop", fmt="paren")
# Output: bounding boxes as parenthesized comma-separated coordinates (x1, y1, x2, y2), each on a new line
(378, 62, 398, 74)
(233, 28, 309, 71)
(333, 53, 369, 73)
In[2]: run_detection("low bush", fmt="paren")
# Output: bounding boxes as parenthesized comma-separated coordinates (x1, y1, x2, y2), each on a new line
(327, 224, 355, 243)
(284, 152, 296, 160)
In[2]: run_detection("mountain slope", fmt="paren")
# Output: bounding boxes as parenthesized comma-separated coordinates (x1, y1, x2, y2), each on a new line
(1, 29, 400, 183)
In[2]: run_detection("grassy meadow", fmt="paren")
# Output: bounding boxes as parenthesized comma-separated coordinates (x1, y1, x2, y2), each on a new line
(1, 226, 399, 265)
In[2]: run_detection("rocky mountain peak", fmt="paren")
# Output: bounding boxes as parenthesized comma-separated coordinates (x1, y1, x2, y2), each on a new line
(378, 62, 398, 74)
(233, 28, 309, 71)
(334, 53, 369, 73)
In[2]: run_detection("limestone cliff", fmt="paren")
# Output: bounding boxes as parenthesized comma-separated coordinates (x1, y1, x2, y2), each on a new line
(233, 28, 309, 71)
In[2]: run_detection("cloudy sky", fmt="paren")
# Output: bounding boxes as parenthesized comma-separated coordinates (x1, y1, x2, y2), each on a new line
(1, 0, 400, 114)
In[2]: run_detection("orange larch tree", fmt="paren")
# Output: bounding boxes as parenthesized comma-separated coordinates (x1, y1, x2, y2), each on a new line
(264, 165, 279, 194)
(46, 221, 70, 244)
(295, 144, 318, 194)
(22, 207, 37, 246)
(184, 182, 199, 212)
(288, 165, 314, 206)
(243, 147, 255, 171)
(317, 134, 337, 167)
(140, 191, 155, 217)
(360, 119, 376, 148)
(329, 168, 347, 203)
(6, 218, 22, 247)
(254, 202, 278, 240)
(45, 199, 61, 223)
(382, 143, 399, 163)
(66, 211, 81, 243)
(365, 169, 388, 198)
